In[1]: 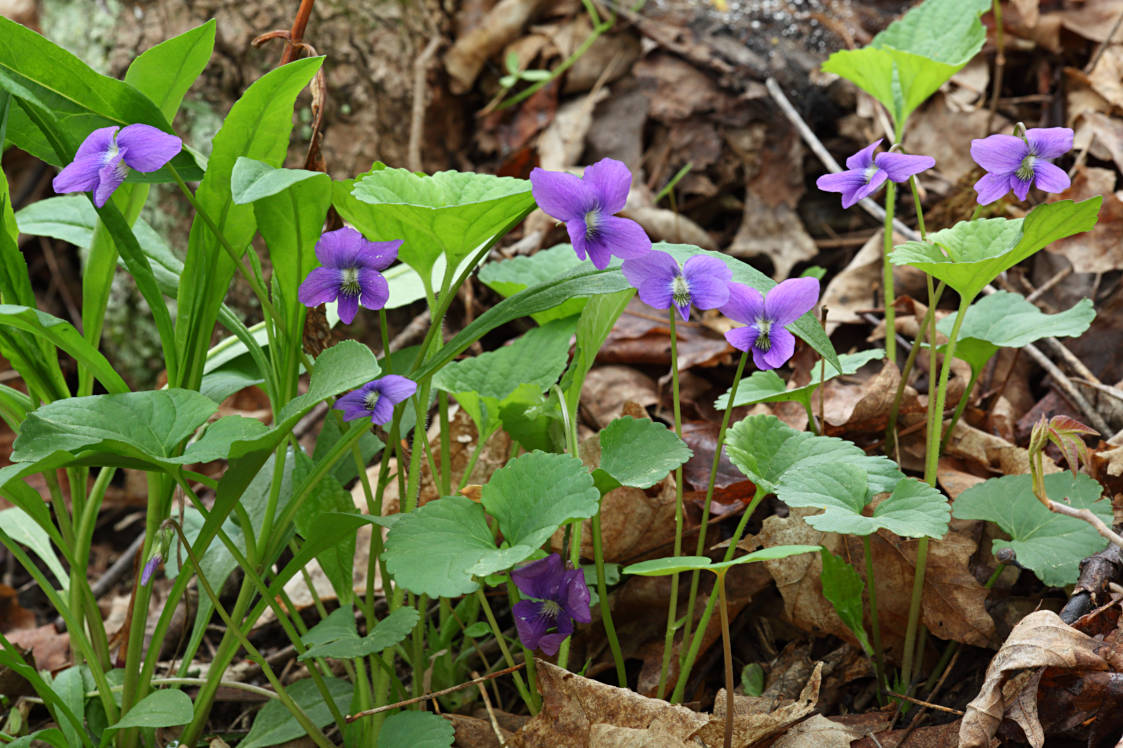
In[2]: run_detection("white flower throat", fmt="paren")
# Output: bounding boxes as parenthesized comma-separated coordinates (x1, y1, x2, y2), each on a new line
(363, 389, 382, 410)
(540, 599, 561, 620)
(1016, 154, 1037, 182)
(755, 317, 773, 351)
(340, 267, 362, 296)
(671, 274, 691, 309)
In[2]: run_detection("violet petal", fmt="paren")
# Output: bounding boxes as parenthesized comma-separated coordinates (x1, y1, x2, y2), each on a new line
(972, 171, 1011, 205)
(337, 293, 360, 324)
(1026, 127, 1073, 160)
(582, 158, 632, 214)
(565, 219, 591, 264)
(315, 227, 363, 268)
(595, 215, 652, 260)
(512, 555, 564, 600)
(74, 126, 118, 161)
(725, 325, 760, 354)
(376, 375, 418, 405)
(844, 140, 882, 170)
(355, 239, 402, 272)
(298, 267, 343, 306)
(116, 124, 182, 172)
(530, 168, 593, 223)
(1031, 160, 1070, 194)
(846, 170, 888, 208)
(759, 326, 796, 370)
(369, 395, 396, 425)
(561, 568, 592, 623)
(52, 153, 106, 195)
(1011, 173, 1033, 201)
(683, 255, 731, 310)
(764, 276, 819, 325)
(93, 152, 128, 207)
(970, 134, 1025, 173)
(875, 152, 935, 183)
(357, 268, 390, 311)
(721, 282, 764, 325)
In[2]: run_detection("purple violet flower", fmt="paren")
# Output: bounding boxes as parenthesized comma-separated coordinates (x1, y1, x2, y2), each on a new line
(622, 251, 732, 321)
(298, 227, 402, 324)
(52, 124, 182, 208)
(140, 553, 162, 586)
(970, 126, 1073, 204)
(722, 277, 820, 370)
(816, 139, 935, 209)
(335, 375, 417, 424)
(511, 554, 591, 656)
(529, 158, 652, 269)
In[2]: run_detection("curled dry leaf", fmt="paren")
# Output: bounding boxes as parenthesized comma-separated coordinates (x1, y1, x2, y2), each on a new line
(695, 662, 821, 748)
(960, 609, 1123, 747)
(444, 0, 549, 93)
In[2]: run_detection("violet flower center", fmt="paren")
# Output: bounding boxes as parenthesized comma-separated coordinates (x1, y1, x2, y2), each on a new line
(340, 267, 362, 296)
(539, 599, 562, 620)
(1016, 154, 1037, 182)
(584, 207, 602, 238)
(362, 389, 382, 411)
(671, 274, 691, 309)
(862, 164, 879, 184)
(755, 317, 773, 352)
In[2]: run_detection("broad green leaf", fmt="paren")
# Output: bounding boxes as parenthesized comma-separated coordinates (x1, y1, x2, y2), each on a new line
(384, 495, 532, 597)
(434, 316, 577, 431)
(0, 304, 128, 394)
(175, 57, 322, 391)
(414, 266, 632, 381)
(624, 546, 820, 576)
(483, 451, 601, 550)
(822, 0, 989, 125)
(890, 199, 1103, 302)
(298, 606, 419, 660)
(934, 292, 1095, 373)
(108, 689, 192, 731)
(598, 416, 691, 489)
(301, 606, 356, 645)
(479, 244, 590, 323)
(725, 414, 889, 494)
(0, 507, 68, 590)
(778, 463, 949, 538)
(0, 154, 36, 308)
(125, 20, 216, 121)
(350, 167, 535, 278)
(240, 677, 352, 748)
(952, 472, 1108, 586)
(4, 729, 67, 748)
(379, 711, 456, 748)
(499, 387, 564, 453)
(12, 389, 216, 468)
(819, 550, 872, 654)
(716, 349, 884, 410)
(231, 157, 329, 204)
(658, 243, 839, 370)
(47, 666, 83, 748)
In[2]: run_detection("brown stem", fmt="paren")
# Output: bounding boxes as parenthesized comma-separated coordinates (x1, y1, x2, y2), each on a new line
(281, 0, 317, 65)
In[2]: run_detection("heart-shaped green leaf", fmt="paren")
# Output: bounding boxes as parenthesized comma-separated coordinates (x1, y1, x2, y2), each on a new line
(952, 472, 1108, 586)
(934, 292, 1095, 373)
(715, 349, 884, 410)
(348, 167, 535, 279)
(483, 451, 600, 550)
(777, 463, 949, 538)
(384, 495, 533, 597)
(597, 416, 692, 490)
(890, 199, 1102, 302)
(299, 606, 419, 660)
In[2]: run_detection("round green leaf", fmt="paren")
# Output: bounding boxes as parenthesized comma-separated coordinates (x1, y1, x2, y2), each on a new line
(952, 472, 1108, 586)
(725, 414, 870, 493)
(598, 416, 692, 489)
(479, 244, 589, 323)
(384, 495, 533, 597)
(379, 711, 455, 748)
(482, 451, 600, 550)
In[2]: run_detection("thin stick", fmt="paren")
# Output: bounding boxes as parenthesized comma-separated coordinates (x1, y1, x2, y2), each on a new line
(473, 670, 509, 747)
(886, 690, 965, 716)
(1047, 500, 1123, 549)
(347, 663, 526, 721)
(408, 38, 442, 172)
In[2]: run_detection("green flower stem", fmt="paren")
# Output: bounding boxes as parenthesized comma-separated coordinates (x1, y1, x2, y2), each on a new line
(940, 365, 983, 454)
(555, 383, 583, 671)
(908, 175, 928, 240)
(671, 485, 765, 703)
(458, 425, 497, 491)
(883, 181, 898, 363)
(168, 523, 336, 748)
(863, 534, 887, 702)
(504, 578, 541, 711)
(592, 512, 627, 686)
(659, 310, 685, 699)
(886, 281, 945, 461)
(715, 569, 735, 748)
(475, 588, 537, 713)
(901, 293, 972, 689)
(681, 350, 750, 658)
(69, 466, 114, 669)
(438, 391, 452, 495)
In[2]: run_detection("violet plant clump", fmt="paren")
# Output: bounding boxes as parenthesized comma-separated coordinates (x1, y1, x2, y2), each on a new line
(511, 554, 592, 656)
(970, 124, 1073, 204)
(52, 124, 182, 207)
(298, 227, 402, 324)
(529, 157, 652, 269)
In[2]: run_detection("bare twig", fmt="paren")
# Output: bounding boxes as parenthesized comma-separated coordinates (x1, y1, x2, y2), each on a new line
(1048, 500, 1123, 550)
(1026, 266, 1072, 303)
(347, 663, 526, 721)
(473, 670, 509, 747)
(1085, 7, 1123, 74)
(1020, 343, 1111, 435)
(886, 690, 965, 716)
(408, 37, 442, 173)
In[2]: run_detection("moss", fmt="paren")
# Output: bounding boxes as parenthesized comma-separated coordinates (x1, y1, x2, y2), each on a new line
(41, 0, 122, 74)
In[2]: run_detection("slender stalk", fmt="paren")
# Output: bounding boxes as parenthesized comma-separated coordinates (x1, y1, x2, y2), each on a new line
(681, 351, 749, 655)
(592, 512, 627, 686)
(556, 383, 583, 670)
(863, 535, 887, 702)
(940, 366, 983, 454)
(715, 570, 734, 748)
(885, 282, 945, 461)
(475, 588, 536, 712)
(883, 181, 898, 363)
(672, 486, 765, 703)
(659, 310, 685, 699)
